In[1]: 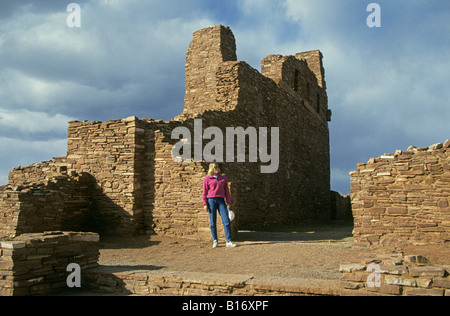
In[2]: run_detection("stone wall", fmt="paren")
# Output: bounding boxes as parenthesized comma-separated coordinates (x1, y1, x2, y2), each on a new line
(340, 253, 450, 296)
(8, 157, 68, 186)
(66, 117, 146, 235)
(350, 140, 450, 246)
(0, 173, 94, 238)
(140, 120, 215, 239)
(0, 231, 99, 296)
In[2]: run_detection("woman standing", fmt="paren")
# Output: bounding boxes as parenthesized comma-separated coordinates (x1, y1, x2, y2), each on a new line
(203, 163, 236, 248)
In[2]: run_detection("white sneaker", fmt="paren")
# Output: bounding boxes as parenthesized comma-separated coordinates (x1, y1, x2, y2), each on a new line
(212, 240, 218, 248)
(226, 241, 236, 248)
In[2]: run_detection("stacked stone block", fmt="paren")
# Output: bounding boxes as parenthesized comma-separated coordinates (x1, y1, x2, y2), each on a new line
(0, 231, 99, 296)
(8, 157, 68, 186)
(340, 253, 450, 296)
(66, 117, 145, 235)
(350, 140, 450, 246)
(0, 173, 93, 238)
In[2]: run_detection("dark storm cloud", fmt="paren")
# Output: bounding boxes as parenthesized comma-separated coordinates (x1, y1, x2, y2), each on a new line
(0, 0, 215, 120)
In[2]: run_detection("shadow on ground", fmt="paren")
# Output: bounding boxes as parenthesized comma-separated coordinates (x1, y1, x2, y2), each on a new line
(98, 235, 162, 250)
(95, 265, 165, 274)
(236, 221, 354, 244)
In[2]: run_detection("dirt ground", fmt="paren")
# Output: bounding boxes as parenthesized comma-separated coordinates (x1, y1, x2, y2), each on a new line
(98, 222, 450, 282)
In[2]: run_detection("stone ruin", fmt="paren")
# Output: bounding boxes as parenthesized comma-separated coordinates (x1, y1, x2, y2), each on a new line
(0, 25, 337, 240)
(1, 24, 449, 296)
(1, 25, 447, 247)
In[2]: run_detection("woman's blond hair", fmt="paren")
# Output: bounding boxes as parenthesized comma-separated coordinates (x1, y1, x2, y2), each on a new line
(207, 163, 222, 176)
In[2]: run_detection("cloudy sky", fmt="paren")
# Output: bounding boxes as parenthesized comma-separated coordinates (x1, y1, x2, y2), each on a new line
(0, 0, 449, 194)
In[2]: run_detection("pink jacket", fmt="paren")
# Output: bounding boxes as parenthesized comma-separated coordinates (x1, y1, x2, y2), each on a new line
(202, 174, 231, 206)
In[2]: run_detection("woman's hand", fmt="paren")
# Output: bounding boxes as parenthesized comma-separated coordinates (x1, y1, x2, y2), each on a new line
(204, 205, 208, 212)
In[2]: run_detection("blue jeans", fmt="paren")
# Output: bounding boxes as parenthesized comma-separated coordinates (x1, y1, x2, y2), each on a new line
(207, 198, 232, 242)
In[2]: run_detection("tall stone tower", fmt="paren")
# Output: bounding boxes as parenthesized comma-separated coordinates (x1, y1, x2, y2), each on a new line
(183, 25, 237, 117)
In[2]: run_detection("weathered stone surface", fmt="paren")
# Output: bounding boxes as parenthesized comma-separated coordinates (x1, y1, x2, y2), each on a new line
(384, 275, 416, 287)
(350, 140, 450, 247)
(1, 232, 99, 296)
(433, 278, 450, 289)
(409, 266, 446, 278)
(340, 253, 450, 296)
(0, 242, 26, 250)
(443, 139, 450, 149)
(404, 255, 429, 265)
(339, 264, 366, 273)
(404, 288, 444, 296)
(379, 284, 402, 295)
(379, 265, 408, 275)
(429, 143, 443, 150)
(340, 281, 364, 290)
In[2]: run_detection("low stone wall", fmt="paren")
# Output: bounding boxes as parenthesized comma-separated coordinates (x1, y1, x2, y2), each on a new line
(8, 157, 68, 187)
(82, 267, 342, 296)
(0, 174, 93, 238)
(340, 253, 450, 296)
(350, 140, 450, 246)
(0, 231, 99, 296)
